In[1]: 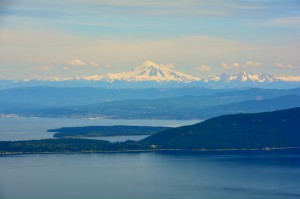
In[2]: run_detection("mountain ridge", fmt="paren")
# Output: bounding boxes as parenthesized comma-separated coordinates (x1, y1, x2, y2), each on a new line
(77, 62, 300, 83)
(208, 72, 276, 83)
(1, 61, 299, 89)
(5, 88, 298, 119)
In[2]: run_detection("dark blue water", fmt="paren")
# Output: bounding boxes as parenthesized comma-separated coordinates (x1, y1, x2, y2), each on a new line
(1, 152, 299, 199)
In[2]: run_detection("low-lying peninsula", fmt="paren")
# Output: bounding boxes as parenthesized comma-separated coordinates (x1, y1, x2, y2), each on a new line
(48, 125, 171, 138)
(1, 107, 299, 154)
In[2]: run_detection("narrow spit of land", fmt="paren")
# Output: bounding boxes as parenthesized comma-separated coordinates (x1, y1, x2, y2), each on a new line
(48, 125, 171, 138)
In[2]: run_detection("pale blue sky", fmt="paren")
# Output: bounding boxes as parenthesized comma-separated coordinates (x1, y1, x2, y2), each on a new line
(0, 0, 299, 79)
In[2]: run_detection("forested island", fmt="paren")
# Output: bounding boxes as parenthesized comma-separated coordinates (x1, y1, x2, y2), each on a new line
(1, 107, 299, 154)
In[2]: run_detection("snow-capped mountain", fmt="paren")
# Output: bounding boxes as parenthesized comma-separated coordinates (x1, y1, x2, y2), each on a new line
(207, 72, 278, 83)
(81, 61, 200, 83)
(78, 62, 299, 84)
(2, 61, 299, 89)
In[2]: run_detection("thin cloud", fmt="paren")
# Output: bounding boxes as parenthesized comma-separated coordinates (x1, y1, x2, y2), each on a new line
(67, 59, 87, 67)
(196, 64, 212, 72)
(269, 17, 300, 26)
(275, 75, 300, 82)
(36, 65, 53, 71)
(63, 66, 69, 70)
(275, 63, 296, 69)
(66, 59, 101, 68)
(221, 62, 240, 70)
(89, 61, 99, 67)
(104, 64, 113, 68)
(1, 0, 275, 20)
(243, 61, 262, 69)
(222, 61, 262, 70)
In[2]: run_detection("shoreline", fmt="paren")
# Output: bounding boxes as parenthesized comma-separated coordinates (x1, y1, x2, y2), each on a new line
(1, 147, 300, 156)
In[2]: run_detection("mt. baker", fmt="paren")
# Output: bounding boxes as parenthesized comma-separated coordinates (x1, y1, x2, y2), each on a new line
(81, 61, 200, 83)
(1, 61, 299, 89)
(78, 61, 299, 84)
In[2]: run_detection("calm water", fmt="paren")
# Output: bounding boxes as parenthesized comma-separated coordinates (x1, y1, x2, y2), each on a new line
(0, 152, 299, 199)
(86, 135, 149, 142)
(0, 117, 200, 141)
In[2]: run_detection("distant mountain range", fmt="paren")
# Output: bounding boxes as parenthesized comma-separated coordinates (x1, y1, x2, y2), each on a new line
(37, 93, 300, 120)
(1, 61, 299, 89)
(207, 72, 276, 83)
(66, 61, 300, 84)
(0, 87, 238, 107)
(1, 87, 299, 120)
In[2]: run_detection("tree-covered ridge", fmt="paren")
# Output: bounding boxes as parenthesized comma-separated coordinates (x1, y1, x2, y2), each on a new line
(0, 139, 149, 153)
(141, 107, 300, 149)
(48, 126, 171, 138)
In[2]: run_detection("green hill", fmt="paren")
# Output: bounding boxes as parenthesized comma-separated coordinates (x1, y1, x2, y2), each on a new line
(141, 107, 300, 150)
(0, 139, 148, 153)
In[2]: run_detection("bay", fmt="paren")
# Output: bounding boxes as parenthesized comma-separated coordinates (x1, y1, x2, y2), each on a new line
(0, 117, 200, 141)
(0, 153, 299, 199)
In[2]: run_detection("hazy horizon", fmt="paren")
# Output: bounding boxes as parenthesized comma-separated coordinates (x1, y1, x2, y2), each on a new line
(1, 0, 300, 80)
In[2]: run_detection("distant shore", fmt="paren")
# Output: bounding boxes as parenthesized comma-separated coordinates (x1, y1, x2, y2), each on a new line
(1, 146, 300, 156)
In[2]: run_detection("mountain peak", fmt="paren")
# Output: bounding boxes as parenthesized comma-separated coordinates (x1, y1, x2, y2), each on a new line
(103, 61, 200, 83)
(135, 61, 165, 73)
(139, 61, 160, 68)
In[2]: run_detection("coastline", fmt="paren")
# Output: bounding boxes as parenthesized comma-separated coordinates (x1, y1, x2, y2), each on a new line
(1, 147, 300, 156)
